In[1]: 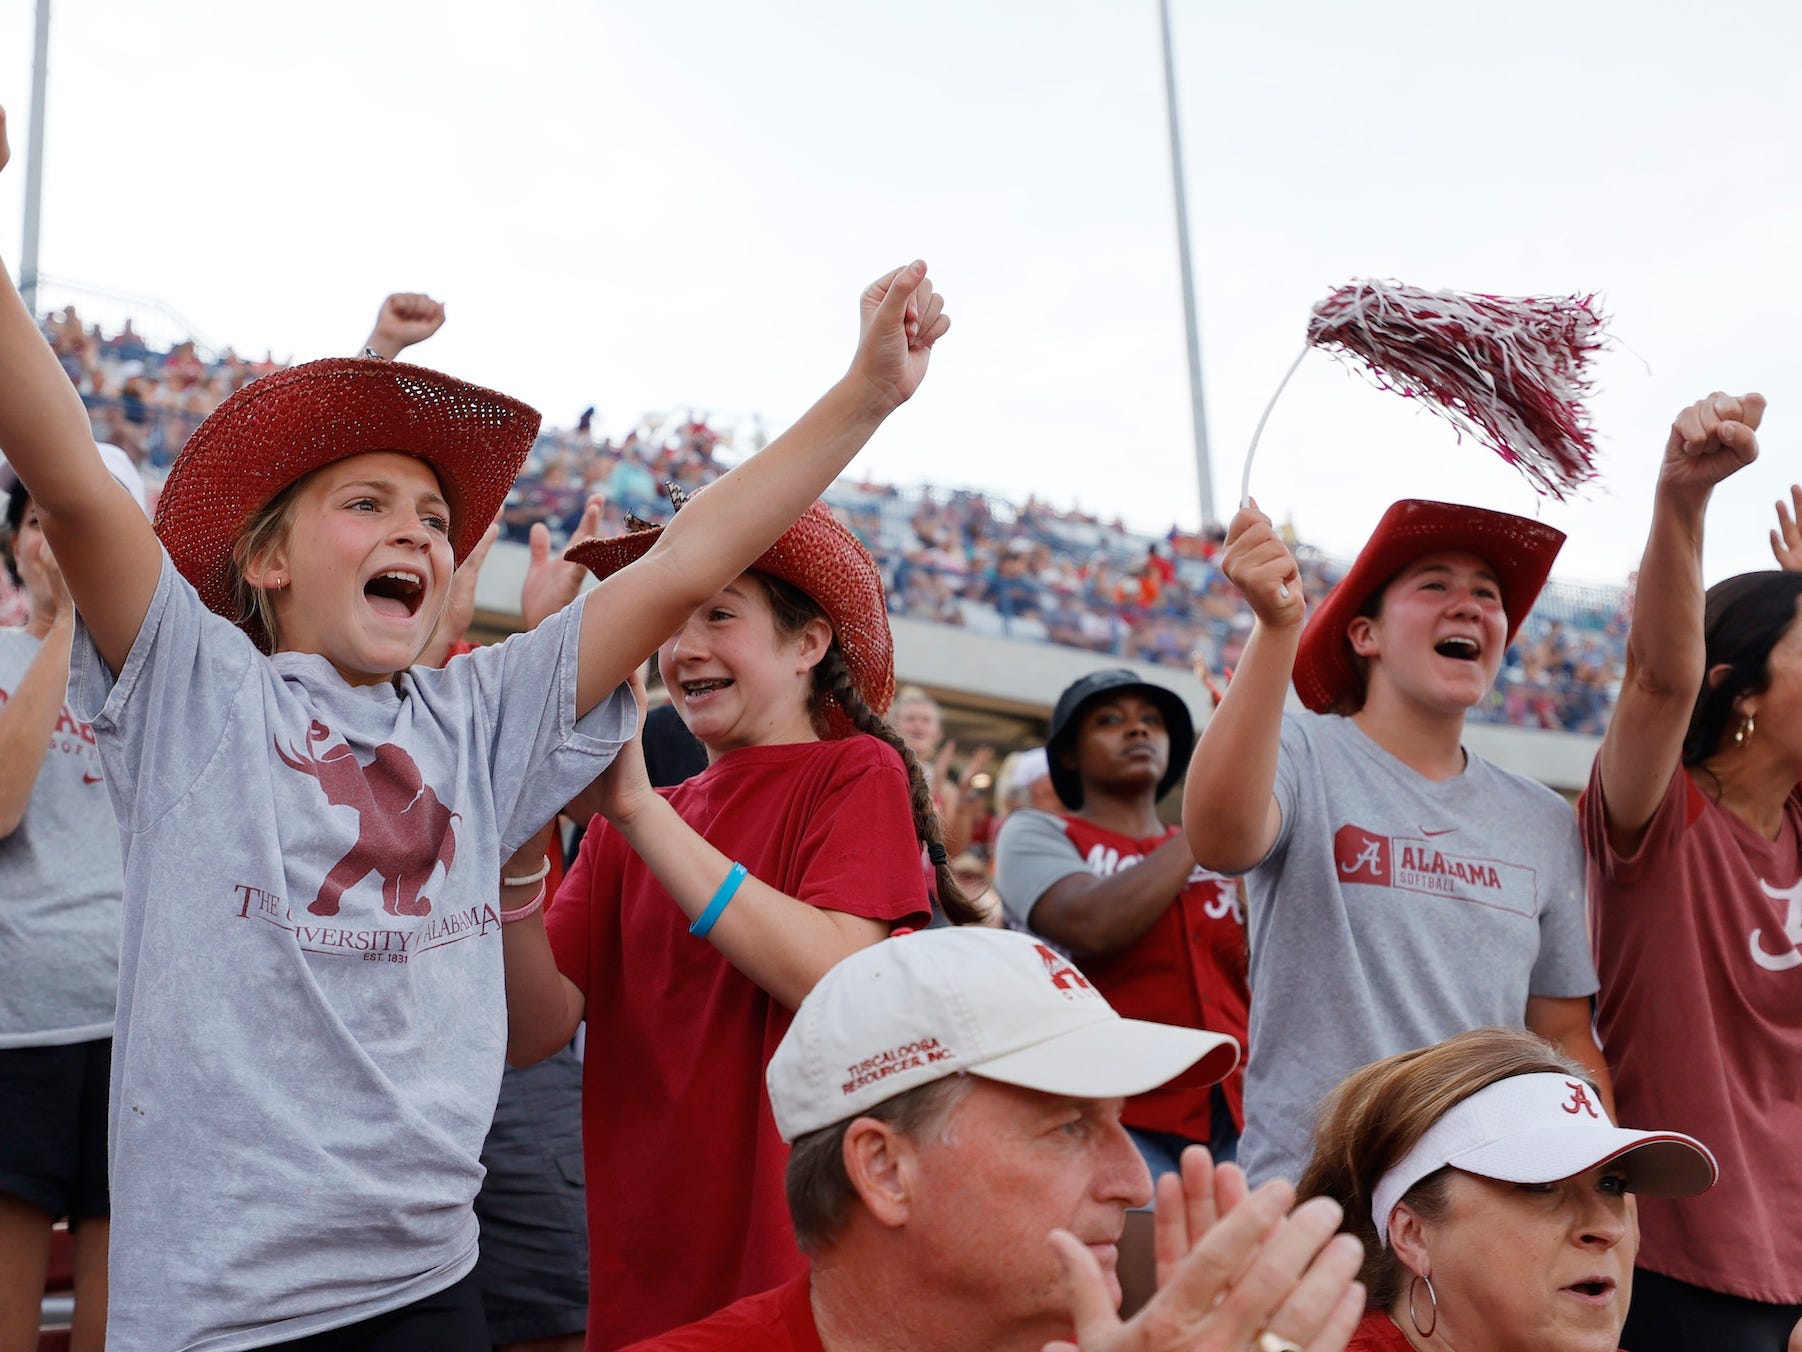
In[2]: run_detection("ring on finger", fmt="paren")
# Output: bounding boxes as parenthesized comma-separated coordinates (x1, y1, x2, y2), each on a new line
(1255, 1333, 1304, 1352)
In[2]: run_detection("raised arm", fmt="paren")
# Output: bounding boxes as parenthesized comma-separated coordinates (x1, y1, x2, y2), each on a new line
(0, 111, 162, 673)
(1183, 504, 1304, 874)
(362, 292, 446, 361)
(1597, 392, 1764, 855)
(570, 262, 948, 714)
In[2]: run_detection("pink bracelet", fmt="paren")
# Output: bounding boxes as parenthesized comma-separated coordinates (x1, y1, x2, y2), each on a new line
(500, 881, 547, 924)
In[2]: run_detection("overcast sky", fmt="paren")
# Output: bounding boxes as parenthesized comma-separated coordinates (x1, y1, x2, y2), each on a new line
(3, 0, 1797, 585)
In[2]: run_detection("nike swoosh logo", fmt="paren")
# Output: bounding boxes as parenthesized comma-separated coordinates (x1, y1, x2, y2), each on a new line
(82, 772, 105, 784)
(1420, 827, 1457, 837)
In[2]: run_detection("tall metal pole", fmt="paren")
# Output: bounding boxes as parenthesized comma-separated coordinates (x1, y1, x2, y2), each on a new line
(1157, 0, 1215, 525)
(19, 0, 52, 315)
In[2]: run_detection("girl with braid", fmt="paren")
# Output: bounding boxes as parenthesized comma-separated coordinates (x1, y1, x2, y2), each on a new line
(504, 496, 976, 1350)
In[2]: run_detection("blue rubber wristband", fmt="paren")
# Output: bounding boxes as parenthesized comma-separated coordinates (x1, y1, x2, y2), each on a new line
(690, 862, 748, 938)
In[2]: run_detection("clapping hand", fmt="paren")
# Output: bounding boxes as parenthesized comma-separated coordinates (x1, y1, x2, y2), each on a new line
(1045, 1149, 1364, 1352)
(521, 495, 608, 631)
(1771, 486, 1802, 573)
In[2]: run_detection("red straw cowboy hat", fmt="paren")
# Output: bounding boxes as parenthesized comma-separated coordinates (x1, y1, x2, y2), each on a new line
(155, 356, 540, 641)
(1293, 499, 1564, 715)
(565, 490, 894, 739)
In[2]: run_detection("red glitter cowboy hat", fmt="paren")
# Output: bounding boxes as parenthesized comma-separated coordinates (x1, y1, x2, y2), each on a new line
(154, 357, 540, 639)
(565, 490, 894, 738)
(1293, 499, 1564, 715)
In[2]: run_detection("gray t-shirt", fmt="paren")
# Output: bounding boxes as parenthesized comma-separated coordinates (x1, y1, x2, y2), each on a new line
(0, 626, 122, 1047)
(993, 808, 1089, 931)
(1237, 710, 1595, 1186)
(71, 554, 633, 1350)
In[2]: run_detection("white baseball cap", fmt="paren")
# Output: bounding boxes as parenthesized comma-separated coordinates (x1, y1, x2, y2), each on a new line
(1008, 746, 1050, 792)
(766, 927, 1240, 1142)
(1372, 1072, 1717, 1246)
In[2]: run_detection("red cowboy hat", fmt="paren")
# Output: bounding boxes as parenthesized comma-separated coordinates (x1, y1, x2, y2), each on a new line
(1293, 499, 1564, 714)
(155, 357, 540, 641)
(565, 493, 894, 738)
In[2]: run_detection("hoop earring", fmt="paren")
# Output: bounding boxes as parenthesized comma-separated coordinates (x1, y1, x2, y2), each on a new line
(1408, 1272, 1439, 1339)
(1736, 714, 1756, 746)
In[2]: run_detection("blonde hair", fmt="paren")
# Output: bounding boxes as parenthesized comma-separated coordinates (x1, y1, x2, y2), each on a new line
(228, 478, 308, 654)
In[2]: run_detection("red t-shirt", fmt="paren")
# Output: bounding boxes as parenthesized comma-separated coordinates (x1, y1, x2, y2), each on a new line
(619, 1273, 823, 1352)
(1346, 1310, 1412, 1351)
(547, 737, 929, 1350)
(1583, 763, 1802, 1303)
(1056, 817, 1250, 1135)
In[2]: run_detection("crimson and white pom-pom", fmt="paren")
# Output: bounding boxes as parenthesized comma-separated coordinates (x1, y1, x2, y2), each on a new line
(1307, 280, 1607, 498)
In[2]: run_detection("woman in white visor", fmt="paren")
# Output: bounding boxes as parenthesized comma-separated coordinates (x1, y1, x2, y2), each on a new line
(1297, 1028, 1716, 1352)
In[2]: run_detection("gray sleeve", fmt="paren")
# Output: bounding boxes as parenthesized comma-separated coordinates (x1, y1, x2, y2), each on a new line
(1261, 711, 1310, 864)
(1529, 804, 1600, 998)
(442, 589, 637, 854)
(994, 810, 1090, 931)
(71, 552, 257, 831)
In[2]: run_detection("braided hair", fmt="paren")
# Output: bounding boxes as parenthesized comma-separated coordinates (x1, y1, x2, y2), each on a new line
(752, 571, 982, 925)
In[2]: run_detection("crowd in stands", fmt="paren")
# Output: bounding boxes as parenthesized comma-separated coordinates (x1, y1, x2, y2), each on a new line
(6, 305, 1633, 735)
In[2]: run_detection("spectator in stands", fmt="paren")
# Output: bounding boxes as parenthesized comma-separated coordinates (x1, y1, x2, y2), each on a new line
(1584, 393, 1802, 1351)
(997, 669, 1249, 1171)
(949, 851, 1003, 925)
(1000, 745, 1064, 820)
(623, 927, 1361, 1352)
(0, 445, 146, 1352)
(1298, 1027, 1716, 1352)
(894, 684, 991, 862)
(502, 488, 976, 1343)
(1184, 499, 1608, 1189)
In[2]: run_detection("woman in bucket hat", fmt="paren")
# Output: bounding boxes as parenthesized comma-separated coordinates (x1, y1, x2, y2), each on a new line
(501, 490, 979, 1350)
(1581, 393, 1802, 1350)
(1299, 1027, 1716, 1352)
(994, 668, 1249, 1175)
(1182, 498, 1606, 1191)
(0, 111, 951, 1347)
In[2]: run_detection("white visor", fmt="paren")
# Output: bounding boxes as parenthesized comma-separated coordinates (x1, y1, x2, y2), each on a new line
(1372, 1072, 1717, 1246)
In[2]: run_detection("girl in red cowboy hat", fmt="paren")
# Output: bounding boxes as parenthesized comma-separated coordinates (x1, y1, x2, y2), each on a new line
(1181, 498, 1609, 1193)
(0, 106, 948, 1344)
(499, 493, 979, 1350)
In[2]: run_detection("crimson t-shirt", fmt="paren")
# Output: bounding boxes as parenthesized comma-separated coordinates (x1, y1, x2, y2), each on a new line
(1346, 1311, 1412, 1351)
(547, 737, 929, 1350)
(1583, 763, 1802, 1303)
(619, 1273, 822, 1352)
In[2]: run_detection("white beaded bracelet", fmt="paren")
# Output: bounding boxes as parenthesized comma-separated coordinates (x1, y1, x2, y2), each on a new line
(502, 855, 552, 888)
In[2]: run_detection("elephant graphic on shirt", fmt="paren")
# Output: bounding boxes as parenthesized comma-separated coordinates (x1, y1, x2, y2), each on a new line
(275, 720, 460, 918)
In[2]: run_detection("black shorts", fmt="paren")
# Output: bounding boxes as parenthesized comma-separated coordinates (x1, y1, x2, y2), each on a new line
(1622, 1266, 1802, 1352)
(0, 1038, 111, 1222)
(472, 1044, 588, 1342)
(264, 1271, 488, 1350)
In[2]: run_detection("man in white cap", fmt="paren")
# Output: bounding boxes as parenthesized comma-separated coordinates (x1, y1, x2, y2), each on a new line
(622, 928, 1364, 1352)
